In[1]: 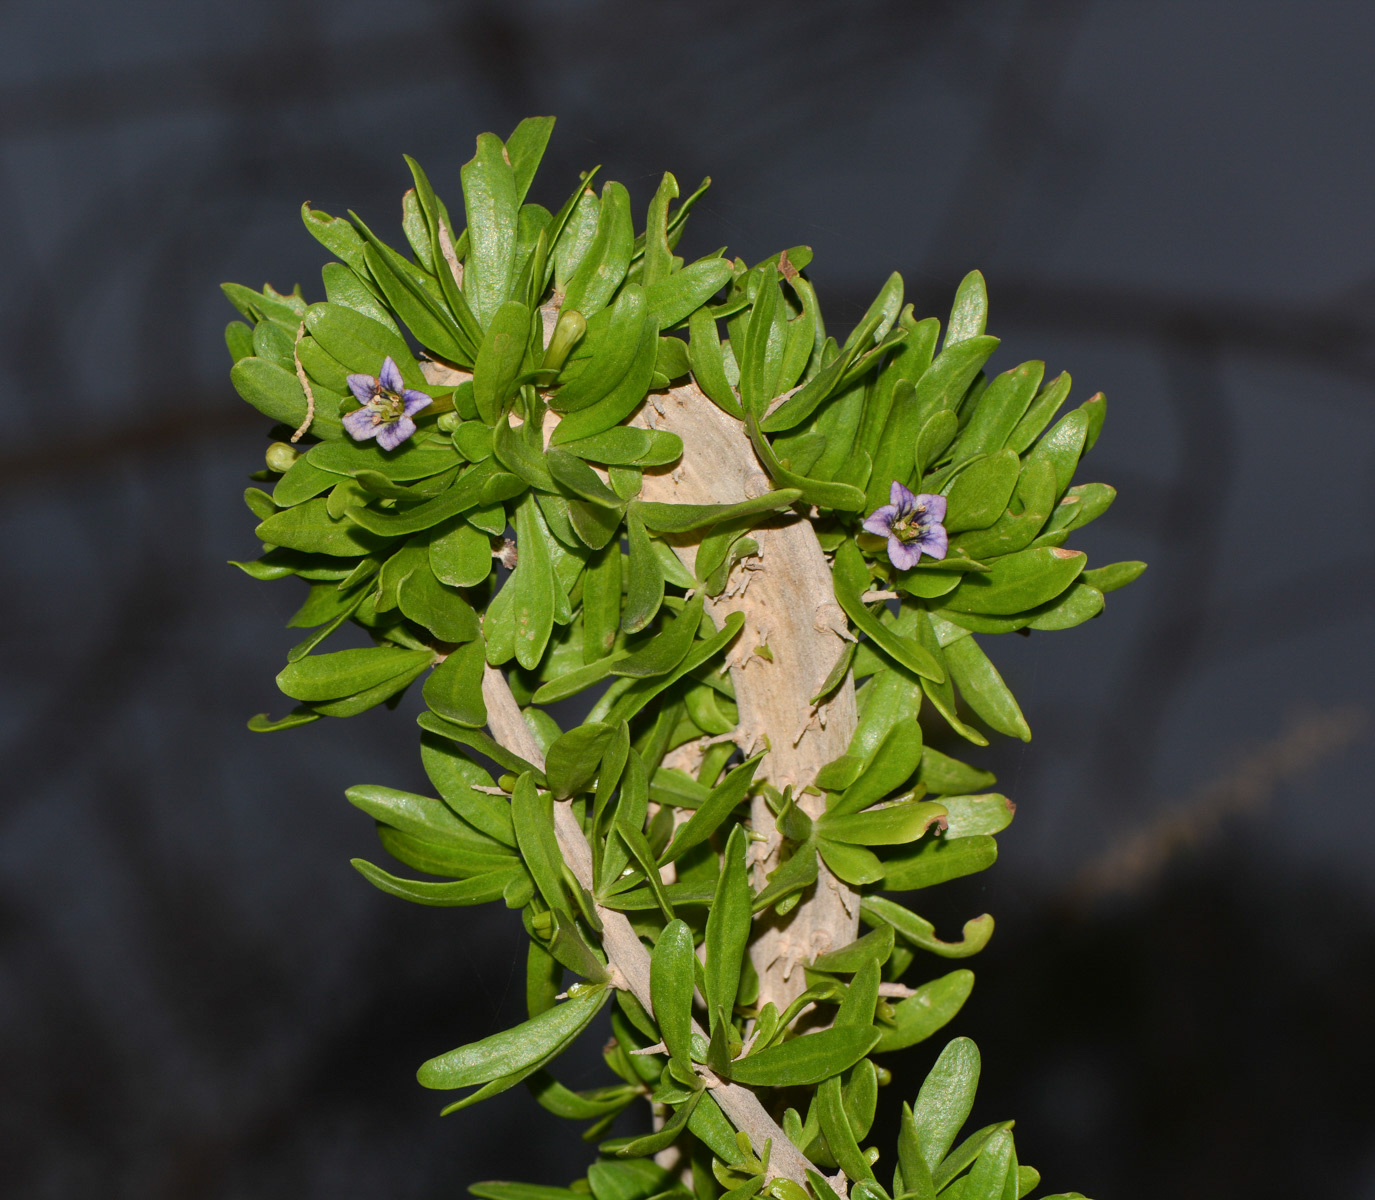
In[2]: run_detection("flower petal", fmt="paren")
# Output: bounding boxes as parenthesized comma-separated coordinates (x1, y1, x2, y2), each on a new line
(889, 480, 918, 513)
(376, 416, 416, 451)
(379, 356, 405, 394)
(917, 523, 948, 561)
(343, 408, 381, 441)
(402, 389, 433, 417)
(862, 505, 898, 537)
(347, 373, 379, 406)
(887, 536, 921, 571)
(919, 493, 947, 524)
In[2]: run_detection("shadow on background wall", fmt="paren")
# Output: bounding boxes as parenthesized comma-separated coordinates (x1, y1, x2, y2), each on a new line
(2, 2, 1373, 1197)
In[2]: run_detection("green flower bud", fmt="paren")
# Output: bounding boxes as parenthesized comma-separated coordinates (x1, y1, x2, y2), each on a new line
(265, 441, 300, 473)
(541, 308, 586, 373)
(436, 410, 461, 433)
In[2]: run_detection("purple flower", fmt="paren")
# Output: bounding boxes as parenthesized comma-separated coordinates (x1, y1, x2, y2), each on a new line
(341, 356, 431, 451)
(862, 481, 949, 571)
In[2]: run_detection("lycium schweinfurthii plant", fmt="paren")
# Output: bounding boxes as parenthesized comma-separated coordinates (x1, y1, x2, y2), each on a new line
(225, 116, 1144, 1200)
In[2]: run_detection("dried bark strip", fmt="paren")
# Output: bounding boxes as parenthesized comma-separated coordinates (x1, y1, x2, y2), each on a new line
(631, 381, 861, 1013)
(481, 665, 818, 1187)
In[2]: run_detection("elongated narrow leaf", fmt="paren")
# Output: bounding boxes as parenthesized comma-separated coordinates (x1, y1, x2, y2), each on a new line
(931, 1121, 1015, 1192)
(729, 1025, 880, 1088)
(615, 798, 677, 922)
(818, 1074, 876, 1182)
(811, 926, 894, 974)
(1082, 559, 1146, 593)
(622, 510, 664, 634)
(832, 544, 943, 681)
(863, 895, 994, 958)
(1026, 407, 1089, 498)
(651, 919, 697, 1070)
(505, 116, 555, 203)
(964, 1129, 1015, 1200)
(689, 1092, 752, 1166)
(552, 285, 646, 413)
(472, 1184, 584, 1200)
(897, 1103, 938, 1200)
(562, 182, 633, 319)
(512, 772, 568, 914)
(352, 858, 516, 906)
(558, 426, 684, 468)
(545, 909, 610, 983)
(419, 711, 545, 784)
(645, 257, 734, 329)
(913, 1037, 982, 1173)
(945, 270, 988, 347)
(660, 753, 761, 865)
(951, 360, 1044, 462)
(420, 734, 515, 846)
(880, 834, 998, 891)
(547, 450, 625, 509)
(913, 334, 999, 419)
(277, 646, 432, 702)
(599, 611, 744, 727)
(462, 133, 519, 327)
(941, 634, 1030, 742)
(613, 592, 702, 679)
(377, 826, 513, 879)
(418, 984, 608, 1089)
(943, 547, 1085, 617)
(526, 1071, 636, 1120)
(614, 1088, 703, 1158)
(830, 716, 924, 816)
(818, 800, 946, 847)
(544, 721, 615, 799)
(582, 543, 623, 663)
(549, 311, 660, 444)
(875, 970, 974, 1053)
(688, 306, 743, 418)
(345, 783, 495, 850)
(751, 844, 818, 913)
(745, 411, 867, 511)
(473, 301, 533, 423)
(631, 489, 802, 534)
(513, 494, 556, 669)
(703, 826, 751, 1033)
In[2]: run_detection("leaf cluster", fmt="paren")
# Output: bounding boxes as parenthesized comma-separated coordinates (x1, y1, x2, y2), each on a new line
(223, 117, 1130, 1200)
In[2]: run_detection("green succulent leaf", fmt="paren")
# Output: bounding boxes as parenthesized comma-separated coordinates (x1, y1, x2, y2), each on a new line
(650, 918, 697, 1071)
(875, 970, 975, 1054)
(418, 983, 609, 1090)
(660, 752, 762, 865)
(352, 859, 518, 906)
(881, 835, 998, 891)
(729, 1025, 880, 1088)
(703, 826, 752, 1034)
(277, 646, 432, 702)
(863, 896, 994, 959)
(912, 1037, 982, 1174)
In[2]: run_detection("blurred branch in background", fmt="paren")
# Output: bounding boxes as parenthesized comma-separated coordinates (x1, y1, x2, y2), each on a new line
(1067, 706, 1369, 905)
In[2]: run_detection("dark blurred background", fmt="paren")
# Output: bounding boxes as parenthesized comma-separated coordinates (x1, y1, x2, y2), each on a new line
(4, 1, 1373, 1197)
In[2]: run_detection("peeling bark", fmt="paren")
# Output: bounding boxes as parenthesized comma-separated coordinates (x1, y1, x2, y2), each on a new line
(632, 381, 861, 1014)
(475, 377, 865, 1184)
(480, 665, 818, 1186)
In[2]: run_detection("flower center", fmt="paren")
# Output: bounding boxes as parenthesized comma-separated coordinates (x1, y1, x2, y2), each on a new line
(368, 386, 405, 425)
(892, 505, 928, 543)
